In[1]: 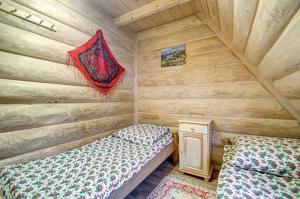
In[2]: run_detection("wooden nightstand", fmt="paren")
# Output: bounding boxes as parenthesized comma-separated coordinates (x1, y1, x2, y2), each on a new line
(178, 119, 213, 182)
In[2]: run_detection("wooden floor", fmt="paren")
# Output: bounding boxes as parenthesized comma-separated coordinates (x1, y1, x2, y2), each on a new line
(125, 158, 219, 199)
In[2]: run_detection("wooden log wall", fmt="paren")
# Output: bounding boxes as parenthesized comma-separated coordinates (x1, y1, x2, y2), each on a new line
(136, 15, 300, 168)
(0, 0, 135, 166)
(259, 9, 300, 118)
(194, 0, 300, 122)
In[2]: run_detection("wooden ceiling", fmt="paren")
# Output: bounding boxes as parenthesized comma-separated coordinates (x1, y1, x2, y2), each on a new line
(91, 0, 199, 32)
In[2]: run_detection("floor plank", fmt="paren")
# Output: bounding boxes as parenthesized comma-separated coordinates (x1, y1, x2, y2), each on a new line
(125, 159, 219, 198)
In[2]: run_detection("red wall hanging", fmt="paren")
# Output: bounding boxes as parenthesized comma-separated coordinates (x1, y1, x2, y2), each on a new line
(66, 30, 125, 95)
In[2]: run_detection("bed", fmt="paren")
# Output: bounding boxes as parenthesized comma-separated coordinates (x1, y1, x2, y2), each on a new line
(0, 124, 173, 199)
(216, 136, 300, 199)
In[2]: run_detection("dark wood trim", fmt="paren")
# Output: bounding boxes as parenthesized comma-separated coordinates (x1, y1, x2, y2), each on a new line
(223, 138, 232, 145)
(172, 132, 179, 165)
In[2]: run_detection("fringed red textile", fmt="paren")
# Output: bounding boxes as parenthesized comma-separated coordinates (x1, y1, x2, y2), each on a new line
(66, 30, 125, 95)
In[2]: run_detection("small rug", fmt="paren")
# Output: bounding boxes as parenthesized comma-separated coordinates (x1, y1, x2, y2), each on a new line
(147, 175, 216, 199)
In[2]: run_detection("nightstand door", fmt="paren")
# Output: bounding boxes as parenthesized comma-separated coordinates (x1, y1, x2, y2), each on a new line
(179, 132, 204, 174)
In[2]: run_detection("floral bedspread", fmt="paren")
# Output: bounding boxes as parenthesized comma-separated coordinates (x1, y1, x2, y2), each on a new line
(216, 145, 300, 199)
(231, 136, 300, 178)
(0, 134, 172, 199)
(112, 124, 169, 145)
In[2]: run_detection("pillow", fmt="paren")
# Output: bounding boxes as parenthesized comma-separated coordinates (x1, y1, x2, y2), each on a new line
(112, 124, 169, 145)
(230, 136, 300, 179)
(233, 136, 300, 147)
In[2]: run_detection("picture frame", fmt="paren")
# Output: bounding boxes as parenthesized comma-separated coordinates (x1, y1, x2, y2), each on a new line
(161, 45, 186, 67)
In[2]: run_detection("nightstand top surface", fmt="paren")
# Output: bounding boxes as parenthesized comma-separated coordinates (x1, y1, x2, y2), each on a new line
(178, 119, 213, 124)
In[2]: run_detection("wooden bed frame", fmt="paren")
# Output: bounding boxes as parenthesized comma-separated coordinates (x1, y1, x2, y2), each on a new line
(223, 138, 232, 145)
(0, 142, 174, 199)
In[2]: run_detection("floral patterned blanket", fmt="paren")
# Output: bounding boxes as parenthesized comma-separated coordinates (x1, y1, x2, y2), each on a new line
(217, 145, 300, 199)
(112, 124, 169, 146)
(231, 136, 299, 178)
(0, 134, 172, 199)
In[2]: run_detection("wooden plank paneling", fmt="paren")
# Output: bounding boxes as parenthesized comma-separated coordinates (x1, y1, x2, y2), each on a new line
(138, 81, 271, 99)
(9, 0, 135, 72)
(138, 37, 230, 73)
(139, 49, 240, 74)
(273, 71, 300, 99)
(0, 79, 133, 104)
(138, 99, 292, 119)
(138, 25, 214, 52)
(291, 100, 300, 111)
(0, 0, 88, 47)
(135, 14, 300, 169)
(138, 64, 255, 87)
(102, 0, 199, 32)
(0, 1, 133, 70)
(137, 15, 203, 41)
(0, 0, 135, 163)
(186, 37, 226, 55)
(233, 0, 258, 51)
(258, 9, 300, 80)
(244, 0, 300, 64)
(196, 0, 210, 22)
(207, 0, 220, 30)
(0, 130, 115, 167)
(217, 0, 234, 40)
(137, 50, 161, 73)
(138, 112, 300, 138)
(0, 51, 81, 86)
(177, 1, 195, 17)
(114, 0, 192, 26)
(57, 0, 134, 41)
(133, 16, 157, 31)
(0, 114, 133, 159)
(197, 10, 300, 123)
(138, 8, 300, 168)
(186, 49, 239, 67)
(0, 102, 133, 133)
(0, 23, 133, 72)
(93, 0, 125, 17)
(13, 0, 134, 49)
(0, 22, 71, 64)
(0, 51, 133, 89)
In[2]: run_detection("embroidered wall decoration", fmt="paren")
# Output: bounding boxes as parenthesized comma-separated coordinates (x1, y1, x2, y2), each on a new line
(66, 30, 125, 95)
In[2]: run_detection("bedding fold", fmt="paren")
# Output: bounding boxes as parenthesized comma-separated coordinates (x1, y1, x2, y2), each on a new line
(217, 137, 300, 199)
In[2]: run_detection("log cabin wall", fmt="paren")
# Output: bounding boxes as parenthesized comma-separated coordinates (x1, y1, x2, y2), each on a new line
(136, 15, 300, 168)
(0, 0, 135, 166)
(259, 10, 300, 117)
(195, 0, 300, 123)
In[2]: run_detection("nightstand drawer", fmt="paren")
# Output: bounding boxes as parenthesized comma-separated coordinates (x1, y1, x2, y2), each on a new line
(179, 123, 208, 134)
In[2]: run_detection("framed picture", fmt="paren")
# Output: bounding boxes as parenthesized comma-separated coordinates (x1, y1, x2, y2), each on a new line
(161, 45, 186, 67)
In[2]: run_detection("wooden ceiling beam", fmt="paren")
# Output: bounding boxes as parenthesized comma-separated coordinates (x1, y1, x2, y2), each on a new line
(195, 13, 300, 123)
(114, 0, 192, 27)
